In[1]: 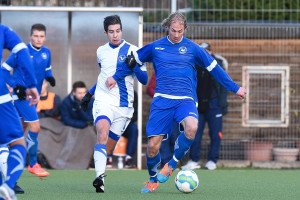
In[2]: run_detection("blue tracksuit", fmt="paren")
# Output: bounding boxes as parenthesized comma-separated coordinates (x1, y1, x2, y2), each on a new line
(189, 54, 228, 163)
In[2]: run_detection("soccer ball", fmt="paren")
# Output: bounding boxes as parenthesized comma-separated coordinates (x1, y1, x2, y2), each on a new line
(175, 170, 199, 193)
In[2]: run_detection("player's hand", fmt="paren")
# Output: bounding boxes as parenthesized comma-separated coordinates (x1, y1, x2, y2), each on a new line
(106, 77, 117, 90)
(46, 76, 56, 87)
(13, 85, 27, 100)
(80, 92, 93, 111)
(125, 51, 137, 69)
(236, 87, 247, 100)
(26, 87, 39, 106)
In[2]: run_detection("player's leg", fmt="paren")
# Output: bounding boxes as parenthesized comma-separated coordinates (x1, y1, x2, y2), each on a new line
(0, 145, 24, 194)
(27, 120, 48, 177)
(14, 99, 49, 177)
(142, 100, 173, 193)
(205, 108, 222, 170)
(158, 100, 198, 183)
(93, 118, 110, 193)
(182, 114, 206, 170)
(141, 135, 163, 193)
(0, 102, 26, 200)
(0, 145, 9, 183)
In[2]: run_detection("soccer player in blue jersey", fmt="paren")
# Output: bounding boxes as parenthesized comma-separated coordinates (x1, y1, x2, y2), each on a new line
(85, 15, 147, 193)
(3, 24, 55, 178)
(125, 12, 246, 193)
(0, 24, 39, 200)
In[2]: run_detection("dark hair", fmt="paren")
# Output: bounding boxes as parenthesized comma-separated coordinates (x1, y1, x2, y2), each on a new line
(103, 15, 122, 32)
(72, 81, 86, 92)
(31, 23, 46, 35)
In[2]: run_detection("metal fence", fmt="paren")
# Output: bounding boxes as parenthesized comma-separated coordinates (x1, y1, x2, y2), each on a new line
(2, 0, 300, 162)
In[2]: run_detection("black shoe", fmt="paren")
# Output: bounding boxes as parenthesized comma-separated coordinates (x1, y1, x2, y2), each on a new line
(125, 158, 136, 169)
(14, 183, 25, 194)
(93, 174, 106, 193)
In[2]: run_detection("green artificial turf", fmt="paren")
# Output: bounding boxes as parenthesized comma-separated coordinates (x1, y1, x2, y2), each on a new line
(17, 169, 300, 200)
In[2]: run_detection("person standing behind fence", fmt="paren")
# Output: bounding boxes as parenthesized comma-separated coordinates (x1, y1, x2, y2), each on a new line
(182, 42, 229, 171)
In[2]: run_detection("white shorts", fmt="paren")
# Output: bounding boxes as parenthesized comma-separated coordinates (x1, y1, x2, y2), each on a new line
(93, 100, 134, 136)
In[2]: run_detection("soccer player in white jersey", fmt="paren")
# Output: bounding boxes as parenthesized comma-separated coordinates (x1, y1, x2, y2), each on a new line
(124, 12, 246, 193)
(90, 15, 147, 193)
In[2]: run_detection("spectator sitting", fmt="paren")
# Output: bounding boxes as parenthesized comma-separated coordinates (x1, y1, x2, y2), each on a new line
(37, 80, 61, 119)
(60, 81, 94, 129)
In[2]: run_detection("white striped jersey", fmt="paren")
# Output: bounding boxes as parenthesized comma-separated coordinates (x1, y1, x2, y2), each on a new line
(94, 40, 146, 107)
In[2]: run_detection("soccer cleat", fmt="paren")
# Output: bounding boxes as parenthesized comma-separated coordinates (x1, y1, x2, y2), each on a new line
(157, 163, 173, 183)
(14, 183, 24, 194)
(28, 163, 49, 177)
(93, 174, 106, 193)
(140, 181, 159, 193)
(181, 160, 201, 170)
(205, 161, 217, 170)
(0, 183, 17, 200)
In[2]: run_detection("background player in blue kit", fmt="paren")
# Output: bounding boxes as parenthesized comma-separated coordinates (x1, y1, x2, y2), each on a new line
(125, 12, 246, 193)
(3, 24, 55, 178)
(0, 24, 39, 200)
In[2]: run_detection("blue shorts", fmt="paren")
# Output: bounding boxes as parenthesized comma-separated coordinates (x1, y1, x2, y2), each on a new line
(146, 97, 198, 138)
(14, 99, 39, 122)
(0, 102, 24, 145)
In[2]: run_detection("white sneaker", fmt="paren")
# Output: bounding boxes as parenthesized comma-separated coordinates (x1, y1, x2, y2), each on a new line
(0, 183, 17, 200)
(205, 161, 217, 170)
(181, 160, 201, 170)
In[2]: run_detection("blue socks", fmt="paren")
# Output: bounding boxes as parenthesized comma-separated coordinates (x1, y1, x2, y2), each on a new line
(169, 132, 194, 169)
(6, 144, 26, 189)
(26, 131, 39, 167)
(146, 152, 161, 182)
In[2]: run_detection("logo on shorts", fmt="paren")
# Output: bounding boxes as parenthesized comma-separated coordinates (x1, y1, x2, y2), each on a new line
(179, 46, 187, 54)
(41, 53, 47, 59)
(118, 55, 126, 62)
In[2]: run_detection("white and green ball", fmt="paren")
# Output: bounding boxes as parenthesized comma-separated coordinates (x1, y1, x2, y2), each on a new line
(175, 170, 199, 193)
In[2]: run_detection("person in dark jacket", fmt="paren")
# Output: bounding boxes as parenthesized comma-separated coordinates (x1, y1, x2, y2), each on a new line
(60, 81, 93, 129)
(182, 42, 228, 171)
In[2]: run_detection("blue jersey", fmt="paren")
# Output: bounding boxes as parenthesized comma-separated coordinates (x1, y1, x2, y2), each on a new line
(135, 36, 239, 100)
(0, 24, 36, 98)
(0, 24, 36, 145)
(27, 43, 53, 94)
(3, 43, 53, 94)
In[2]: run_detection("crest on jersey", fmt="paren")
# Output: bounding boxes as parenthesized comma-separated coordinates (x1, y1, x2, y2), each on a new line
(179, 46, 187, 54)
(118, 55, 126, 62)
(41, 53, 47, 59)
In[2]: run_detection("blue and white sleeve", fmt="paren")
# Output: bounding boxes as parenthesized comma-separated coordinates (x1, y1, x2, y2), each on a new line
(15, 48, 37, 88)
(195, 46, 239, 93)
(134, 43, 154, 65)
(45, 51, 54, 78)
(133, 65, 148, 85)
(1, 54, 17, 87)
